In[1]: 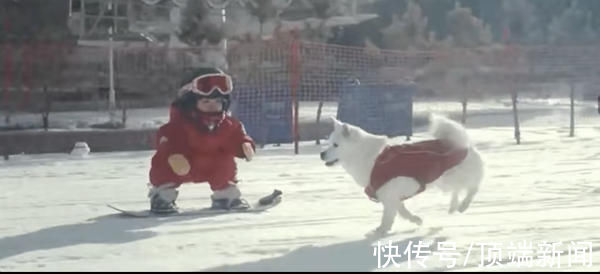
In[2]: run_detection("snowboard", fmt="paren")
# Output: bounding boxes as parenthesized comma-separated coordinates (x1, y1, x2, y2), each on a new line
(107, 189, 282, 218)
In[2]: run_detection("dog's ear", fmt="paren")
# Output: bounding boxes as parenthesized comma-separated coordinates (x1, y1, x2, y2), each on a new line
(342, 123, 351, 138)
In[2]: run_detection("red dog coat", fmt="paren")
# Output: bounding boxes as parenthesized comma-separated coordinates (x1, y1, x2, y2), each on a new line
(365, 140, 468, 201)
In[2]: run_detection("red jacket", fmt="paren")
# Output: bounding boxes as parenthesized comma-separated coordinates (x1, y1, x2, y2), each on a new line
(159, 107, 254, 158)
(365, 140, 468, 201)
(149, 106, 255, 190)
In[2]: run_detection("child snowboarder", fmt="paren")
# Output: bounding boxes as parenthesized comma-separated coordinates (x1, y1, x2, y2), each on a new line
(148, 68, 255, 214)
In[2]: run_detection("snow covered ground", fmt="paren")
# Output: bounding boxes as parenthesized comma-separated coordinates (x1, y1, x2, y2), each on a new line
(1, 101, 599, 271)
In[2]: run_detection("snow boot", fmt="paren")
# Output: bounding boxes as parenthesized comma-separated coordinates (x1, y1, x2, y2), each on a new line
(148, 183, 179, 214)
(210, 184, 249, 210)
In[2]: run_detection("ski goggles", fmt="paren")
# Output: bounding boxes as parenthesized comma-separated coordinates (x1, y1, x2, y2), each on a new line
(180, 73, 233, 96)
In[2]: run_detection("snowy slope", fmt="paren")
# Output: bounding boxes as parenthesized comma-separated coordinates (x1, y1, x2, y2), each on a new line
(1, 103, 599, 271)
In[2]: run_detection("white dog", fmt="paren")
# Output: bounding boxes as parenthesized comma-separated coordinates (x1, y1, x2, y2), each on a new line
(321, 114, 484, 236)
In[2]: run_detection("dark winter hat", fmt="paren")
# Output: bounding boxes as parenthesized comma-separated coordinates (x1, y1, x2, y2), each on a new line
(174, 67, 233, 112)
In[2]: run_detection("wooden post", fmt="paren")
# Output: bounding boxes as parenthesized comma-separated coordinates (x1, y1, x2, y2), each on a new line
(315, 101, 323, 145)
(289, 31, 301, 154)
(511, 90, 520, 145)
(569, 82, 575, 137)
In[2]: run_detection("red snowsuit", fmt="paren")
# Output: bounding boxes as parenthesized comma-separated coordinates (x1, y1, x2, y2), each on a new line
(149, 106, 255, 191)
(365, 140, 468, 201)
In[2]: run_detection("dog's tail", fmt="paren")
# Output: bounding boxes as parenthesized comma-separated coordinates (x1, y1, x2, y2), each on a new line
(428, 114, 470, 149)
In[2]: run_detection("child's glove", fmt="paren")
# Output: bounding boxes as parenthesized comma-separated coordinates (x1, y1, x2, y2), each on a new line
(167, 154, 190, 176)
(242, 142, 254, 162)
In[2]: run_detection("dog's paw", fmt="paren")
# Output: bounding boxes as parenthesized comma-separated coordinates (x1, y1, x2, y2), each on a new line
(409, 216, 423, 226)
(458, 201, 472, 213)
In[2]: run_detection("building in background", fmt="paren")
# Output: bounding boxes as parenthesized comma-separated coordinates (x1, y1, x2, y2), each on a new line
(68, 0, 188, 47)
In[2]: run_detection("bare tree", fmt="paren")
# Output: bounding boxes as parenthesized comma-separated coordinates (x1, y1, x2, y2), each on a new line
(446, 2, 492, 48)
(502, 0, 544, 44)
(295, 0, 351, 42)
(245, 0, 280, 36)
(41, 85, 51, 131)
(549, 1, 598, 137)
(380, 0, 430, 50)
(418, 3, 490, 125)
(32, 43, 70, 131)
(178, 1, 224, 46)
